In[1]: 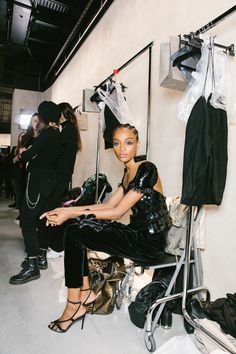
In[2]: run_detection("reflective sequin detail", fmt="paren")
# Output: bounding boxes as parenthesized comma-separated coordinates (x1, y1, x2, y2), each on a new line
(120, 161, 172, 233)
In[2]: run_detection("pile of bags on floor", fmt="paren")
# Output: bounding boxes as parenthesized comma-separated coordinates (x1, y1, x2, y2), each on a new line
(204, 293, 236, 338)
(191, 293, 236, 353)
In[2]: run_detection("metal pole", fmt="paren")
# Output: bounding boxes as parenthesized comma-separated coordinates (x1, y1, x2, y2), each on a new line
(44, 0, 112, 81)
(182, 206, 193, 311)
(181, 207, 236, 354)
(195, 5, 236, 35)
(96, 42, 154, 88)
(146, 45, 152, 159)
(95, 114, 101, 203)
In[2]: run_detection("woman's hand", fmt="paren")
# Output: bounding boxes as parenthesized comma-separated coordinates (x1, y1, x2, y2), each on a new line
(19, 147, 27, 155)
(13, 155, 20, 164)
(40, 207, 75, 226)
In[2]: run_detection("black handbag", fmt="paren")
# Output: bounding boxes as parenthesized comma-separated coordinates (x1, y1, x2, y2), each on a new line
(128, 279, 168, 328)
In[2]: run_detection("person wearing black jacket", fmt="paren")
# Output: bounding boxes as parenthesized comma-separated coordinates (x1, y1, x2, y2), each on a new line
(10, 113, 39, 217)
(38, 102, 82, 262)
(9, 101, 61, 285)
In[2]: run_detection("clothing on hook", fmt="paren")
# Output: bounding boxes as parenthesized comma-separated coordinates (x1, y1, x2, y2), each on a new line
(181, 94, 228, 206)
(178, 37, 235, 124)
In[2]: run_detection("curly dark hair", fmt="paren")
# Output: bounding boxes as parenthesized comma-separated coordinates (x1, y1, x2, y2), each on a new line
(113, 123, 139, 141)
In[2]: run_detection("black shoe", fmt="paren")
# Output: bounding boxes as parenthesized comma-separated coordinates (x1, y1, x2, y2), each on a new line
(9, 257, 40, 285)
(187, 298, 207, 319)
(38, 249, 48, 270)
(160, 307, 172, 329)
(21, 257, 29, 268)
(8, 202, 17, 208)
(21, 250, 48, 270)
(183, 298, 207, 334)
(48, 299, 86, 333)
(184, 317, 195, 334)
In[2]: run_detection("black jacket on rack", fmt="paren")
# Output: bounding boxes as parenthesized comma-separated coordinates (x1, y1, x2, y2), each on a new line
(181, 94, 228, 206)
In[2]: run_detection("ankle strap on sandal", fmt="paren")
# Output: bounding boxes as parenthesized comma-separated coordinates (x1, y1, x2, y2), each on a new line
(67, 299, 81, 305)
(81, 288, 91, 292)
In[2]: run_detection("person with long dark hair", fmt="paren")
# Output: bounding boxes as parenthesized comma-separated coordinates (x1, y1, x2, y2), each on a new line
(9, 101, 61, 285)
(38, 102, 82, 263)
(40, 123, 172, 333)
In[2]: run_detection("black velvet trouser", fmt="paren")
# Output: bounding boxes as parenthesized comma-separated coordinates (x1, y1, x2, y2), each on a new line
(64, 219, 167, 288)
(38, 173, 70, 252)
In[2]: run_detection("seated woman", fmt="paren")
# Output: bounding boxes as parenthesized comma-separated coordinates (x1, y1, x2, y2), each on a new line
(40, 123, 172, 333)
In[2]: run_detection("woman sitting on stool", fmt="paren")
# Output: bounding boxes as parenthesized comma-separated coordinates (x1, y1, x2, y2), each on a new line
(40, 123, 172, 333)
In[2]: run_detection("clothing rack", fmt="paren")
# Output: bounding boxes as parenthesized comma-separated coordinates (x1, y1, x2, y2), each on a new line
(93, 42, 153, 202)
(182, 207, 236, 354)
(195, 5, 236, 35)
(180, 5, 236, 56)
(179, 33, 235, 56)
(180, 7, 236, 353)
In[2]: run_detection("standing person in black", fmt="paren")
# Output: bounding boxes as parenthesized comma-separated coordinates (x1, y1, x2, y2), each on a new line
(10, 113, 39, 218)
(38, 102, 82, 263)
(9, 101, 61, 285)
(0, 146, 12, 198)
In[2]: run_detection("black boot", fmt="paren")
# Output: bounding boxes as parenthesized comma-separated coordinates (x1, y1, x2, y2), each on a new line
(21, 257, 29, 268)
(38, 248, 48, 270)
(9, 257, 40, 285)
(183, 298, 207, 334)
(160, 307, 173, 329)
(21, 249, 48, 270)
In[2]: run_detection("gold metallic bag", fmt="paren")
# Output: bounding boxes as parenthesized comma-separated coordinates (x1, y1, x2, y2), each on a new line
(86, 256, 126, 315)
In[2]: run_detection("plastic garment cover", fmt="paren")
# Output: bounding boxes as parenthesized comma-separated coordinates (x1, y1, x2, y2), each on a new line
(96, 80, 134, 130)
(178, 37, 235, 124)
(193, 318, 236, 354)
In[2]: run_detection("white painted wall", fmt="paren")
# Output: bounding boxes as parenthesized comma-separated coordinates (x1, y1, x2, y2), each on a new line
(11, 89, 42, 145)
(12, 0, 236, 299)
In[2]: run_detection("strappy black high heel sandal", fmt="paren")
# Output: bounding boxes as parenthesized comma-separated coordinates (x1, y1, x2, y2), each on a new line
(48, 299, 86, 333)
(81, 288, 96, 314)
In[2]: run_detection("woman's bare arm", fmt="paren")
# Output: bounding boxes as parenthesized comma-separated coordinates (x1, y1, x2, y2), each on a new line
(40, 188, 143, 226)
(68, 186, 125, 212)
(40, 186, 124, 223)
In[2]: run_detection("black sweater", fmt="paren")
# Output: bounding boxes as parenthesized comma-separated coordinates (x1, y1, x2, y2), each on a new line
(21, 126, 60, 170)
(56, 121, 77, 176)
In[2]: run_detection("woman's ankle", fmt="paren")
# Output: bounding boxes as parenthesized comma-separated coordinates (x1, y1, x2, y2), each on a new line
(80, 289, 96, 305)
(64, 301, 86, 315)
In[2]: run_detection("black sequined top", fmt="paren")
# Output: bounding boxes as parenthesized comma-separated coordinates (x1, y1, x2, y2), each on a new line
(120, 161, 172, 234)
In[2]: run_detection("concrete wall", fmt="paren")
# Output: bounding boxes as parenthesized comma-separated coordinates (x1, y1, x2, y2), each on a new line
(12, 0, 236, 299)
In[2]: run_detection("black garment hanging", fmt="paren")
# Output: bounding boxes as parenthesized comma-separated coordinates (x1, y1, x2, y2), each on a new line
(103, 104, 121, 149)
(205, 293, 236, 338)
(92, 82, 128, 149)
(181, 38, 228, 206)
(207, 95, 228, 204)
(181, 95, 228, 206)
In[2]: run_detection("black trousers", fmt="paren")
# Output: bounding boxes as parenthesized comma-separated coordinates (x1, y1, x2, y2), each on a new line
(20, 168, 56, 257)
(38, 173, 70, 252)
(64, 219, 167, 288)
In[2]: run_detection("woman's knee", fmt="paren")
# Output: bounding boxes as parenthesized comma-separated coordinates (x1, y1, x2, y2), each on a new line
(64, 223, 87, 248)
